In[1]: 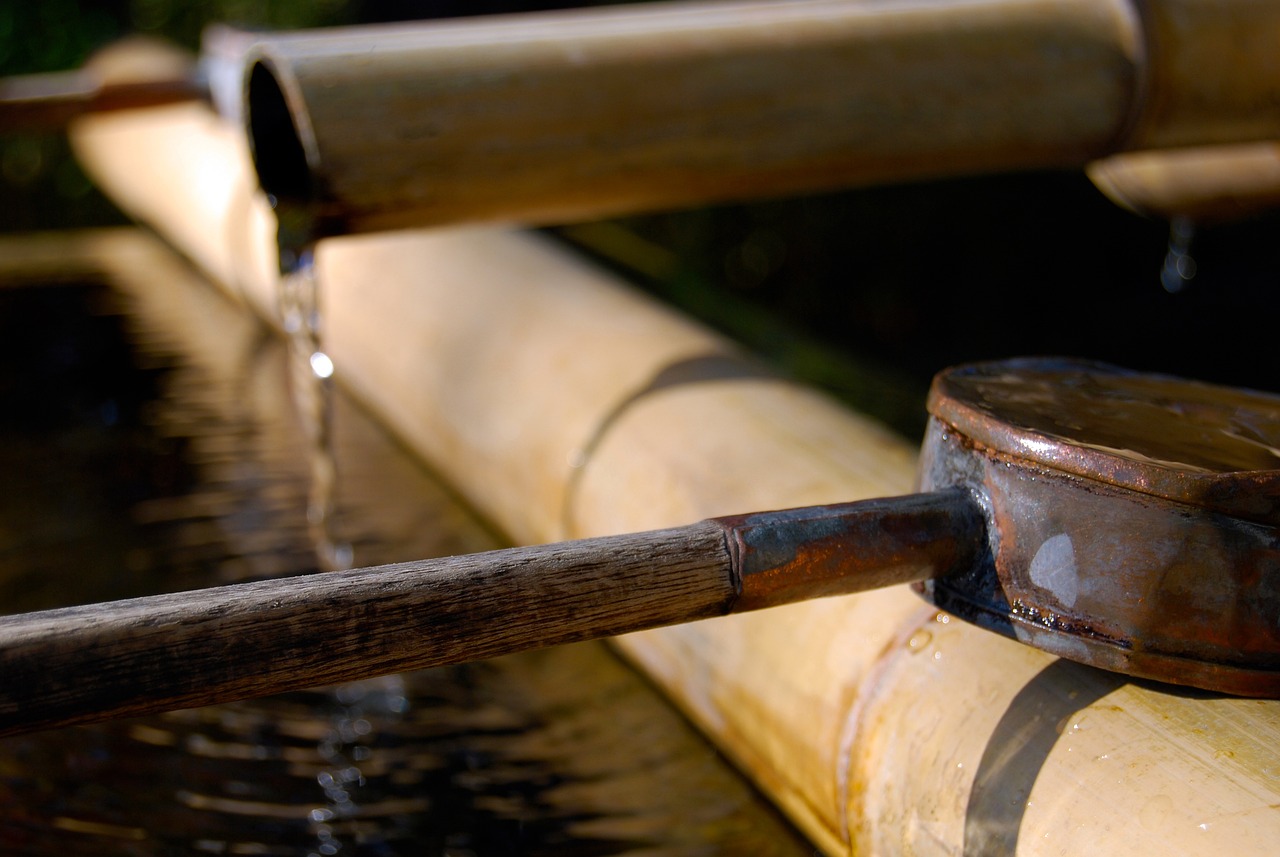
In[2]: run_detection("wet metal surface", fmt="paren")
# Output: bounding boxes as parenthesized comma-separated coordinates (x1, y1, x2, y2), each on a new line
(929, 357, 1280, 522)
(918, 358, 1280, 696)
(714, 489, 984, 612)
(0, 230, 811, 856)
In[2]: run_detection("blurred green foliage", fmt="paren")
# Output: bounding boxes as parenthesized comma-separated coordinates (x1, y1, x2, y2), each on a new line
(0, 1, 638, 232)
(0, 0, 361, 232)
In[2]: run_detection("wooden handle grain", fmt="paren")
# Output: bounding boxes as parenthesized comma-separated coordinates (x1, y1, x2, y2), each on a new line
(0, 492, 980, 736)
(0, 522, 735, 736)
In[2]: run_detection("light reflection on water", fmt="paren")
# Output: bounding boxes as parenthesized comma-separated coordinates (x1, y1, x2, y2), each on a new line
(0, 231, 810, 856)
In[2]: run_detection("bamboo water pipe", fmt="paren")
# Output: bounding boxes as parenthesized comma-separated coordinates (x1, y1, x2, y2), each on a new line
(1088, 142, 1280, 221)
(9, 2, 1280, 228)
(241, 0, 1280, 231)
(68, 101, 1280, 855)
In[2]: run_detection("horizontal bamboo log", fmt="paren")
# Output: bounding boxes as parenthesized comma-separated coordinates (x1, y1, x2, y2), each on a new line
(242, 0, 1280, 231)
(70, 104, 1280, 854)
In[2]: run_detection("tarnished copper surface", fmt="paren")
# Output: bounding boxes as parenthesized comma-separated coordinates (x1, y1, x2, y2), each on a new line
(928, 357, 1280, 524)
(712, 490, 984, 613)
(918, 358, 1280, 696)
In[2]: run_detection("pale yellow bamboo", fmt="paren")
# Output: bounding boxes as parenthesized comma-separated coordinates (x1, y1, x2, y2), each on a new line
(71, 104, 1280, 855)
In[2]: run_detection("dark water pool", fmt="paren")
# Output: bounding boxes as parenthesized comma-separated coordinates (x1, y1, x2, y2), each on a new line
(0, 230, 810, 856)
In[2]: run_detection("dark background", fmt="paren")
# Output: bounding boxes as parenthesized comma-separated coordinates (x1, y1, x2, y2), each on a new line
(3, 0, 1276, 438)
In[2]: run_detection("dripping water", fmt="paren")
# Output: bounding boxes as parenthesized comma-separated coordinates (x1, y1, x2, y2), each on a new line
(278, 205, 376, 855)
(276, 203, 352, 573)
(1160, 216, 1197, 294)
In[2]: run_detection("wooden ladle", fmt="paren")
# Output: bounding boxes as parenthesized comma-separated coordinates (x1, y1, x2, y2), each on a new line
(1, 358, 1276, 737)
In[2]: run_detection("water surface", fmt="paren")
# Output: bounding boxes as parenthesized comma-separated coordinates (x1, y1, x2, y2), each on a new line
(0, 230, 809, 856)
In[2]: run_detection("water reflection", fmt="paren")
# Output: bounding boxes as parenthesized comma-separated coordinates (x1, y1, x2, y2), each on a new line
(0, 230, 809, 856)
(4, 648, 810, 856)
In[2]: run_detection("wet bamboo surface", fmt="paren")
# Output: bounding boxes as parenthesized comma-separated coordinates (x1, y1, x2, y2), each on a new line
(70, 105, 1280, 855)
(0, 229, 810, 855)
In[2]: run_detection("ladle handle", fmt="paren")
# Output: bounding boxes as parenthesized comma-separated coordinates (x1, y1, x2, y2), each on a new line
(0, 489, 980, 736)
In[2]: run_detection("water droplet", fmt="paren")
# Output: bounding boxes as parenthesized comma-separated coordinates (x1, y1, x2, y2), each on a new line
(1160, 216, 1197, 293)
(310, 351, 335, 379)
(907, 629, 932, 652)
(1140, 794, 1176, 830)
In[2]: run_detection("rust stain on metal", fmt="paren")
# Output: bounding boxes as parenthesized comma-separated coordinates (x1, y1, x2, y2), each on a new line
(919, 358, 1280, 697)
(713, 490, 986, 613)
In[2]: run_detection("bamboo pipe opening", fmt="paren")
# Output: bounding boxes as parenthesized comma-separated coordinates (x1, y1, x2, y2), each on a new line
(245, 59, 314, 205)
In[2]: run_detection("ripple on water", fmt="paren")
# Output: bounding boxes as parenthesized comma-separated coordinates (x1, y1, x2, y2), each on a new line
(0, 238, 810, 856)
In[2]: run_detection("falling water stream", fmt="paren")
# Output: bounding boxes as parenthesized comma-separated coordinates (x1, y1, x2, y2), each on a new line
(277, 245, 353, 573)
(274, 214, 407, 854)
(276, 234, 390, 855)
(0, 230, 810, 856)
(1159, 216, 1197, 294)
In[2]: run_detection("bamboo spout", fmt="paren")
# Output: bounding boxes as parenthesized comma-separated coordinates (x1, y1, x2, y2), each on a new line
(242, 0, 1280, 232)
